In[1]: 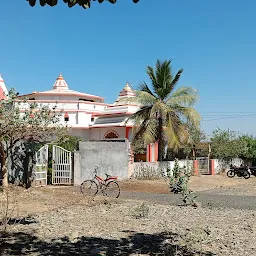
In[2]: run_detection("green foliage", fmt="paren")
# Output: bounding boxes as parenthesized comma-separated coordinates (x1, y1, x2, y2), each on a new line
(27, 0, 139, 8)
(210, 128, 247, 161)
(169, 158, 196, 206)
(125, 59, 201, 161)
(55, 134, 83, 152)
(0, 88, 67, 186)
(184, 122, 206, 158)
(169, 158, 181, 188)
(131, 136, 146, 155)
(0, 89, 66, 145)
(239, 134, 256, 161)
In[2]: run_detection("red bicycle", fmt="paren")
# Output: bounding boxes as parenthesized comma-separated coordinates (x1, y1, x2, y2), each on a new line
(80, 166, 120, 198)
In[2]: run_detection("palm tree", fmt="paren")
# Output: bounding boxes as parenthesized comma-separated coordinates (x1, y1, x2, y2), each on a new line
(128, 59, 201, 161)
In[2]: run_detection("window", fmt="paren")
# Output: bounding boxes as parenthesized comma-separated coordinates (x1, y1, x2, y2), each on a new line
(91, 117, 94, 122)
(104, 130, 119, 139)
(79, 98, 94, 102)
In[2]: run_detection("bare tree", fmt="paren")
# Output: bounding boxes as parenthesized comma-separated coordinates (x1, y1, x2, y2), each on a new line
(0, 89, 67, 187)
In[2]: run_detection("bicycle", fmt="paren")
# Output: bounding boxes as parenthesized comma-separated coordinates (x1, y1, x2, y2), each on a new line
(80, 166, 120, 198)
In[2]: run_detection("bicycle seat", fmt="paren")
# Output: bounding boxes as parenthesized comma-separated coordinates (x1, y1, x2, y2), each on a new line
(105, 173, 118, 180)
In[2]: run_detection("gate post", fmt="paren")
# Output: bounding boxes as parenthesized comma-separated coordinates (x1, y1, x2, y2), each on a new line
(193, 160, 199, 176)
(210, 159, 215, 175)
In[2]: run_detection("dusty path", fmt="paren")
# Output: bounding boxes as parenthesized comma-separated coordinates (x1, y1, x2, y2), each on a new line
(119, 175, 256, 210)
(1, 175, 256, 256)
(120, 190, 256, 210)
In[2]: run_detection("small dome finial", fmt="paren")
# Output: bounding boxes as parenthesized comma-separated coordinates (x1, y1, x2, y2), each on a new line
(53, 73, 69, 89)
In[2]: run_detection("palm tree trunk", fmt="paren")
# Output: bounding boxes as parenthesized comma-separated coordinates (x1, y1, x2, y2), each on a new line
(157, 117, 164, 162)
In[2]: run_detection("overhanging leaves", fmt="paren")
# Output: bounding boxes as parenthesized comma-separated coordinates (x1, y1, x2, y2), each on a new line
(27, 0, 140, 8)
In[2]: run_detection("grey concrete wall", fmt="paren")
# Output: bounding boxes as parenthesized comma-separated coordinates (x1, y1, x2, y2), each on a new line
(74, 139, 130, 185)
(132, 160, 194, 179)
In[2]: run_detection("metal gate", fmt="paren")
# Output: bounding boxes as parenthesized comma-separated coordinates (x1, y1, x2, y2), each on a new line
(35, 145, 48, 186)
(52, 145, 72, 185)
(197, 157, 210, 175)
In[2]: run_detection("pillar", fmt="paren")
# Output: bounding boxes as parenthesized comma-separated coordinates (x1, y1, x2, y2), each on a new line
(193, 160, 199, 176)
(210, 159, 215, 175)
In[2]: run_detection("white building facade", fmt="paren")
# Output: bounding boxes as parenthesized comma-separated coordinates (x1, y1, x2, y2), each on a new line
(15, 74, 140, 142)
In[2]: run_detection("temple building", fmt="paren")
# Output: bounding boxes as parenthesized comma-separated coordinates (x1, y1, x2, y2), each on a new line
(0, 73, 157, 161)
(17, 74, 139, 141)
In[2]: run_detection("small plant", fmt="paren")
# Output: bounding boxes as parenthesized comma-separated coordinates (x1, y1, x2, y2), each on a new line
(169, 158, 182, 192)
(131, 202, 149, 219)
(169, 159, 197, 206)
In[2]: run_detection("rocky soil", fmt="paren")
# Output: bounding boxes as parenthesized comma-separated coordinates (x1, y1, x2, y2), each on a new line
(0, 176, 256, 255)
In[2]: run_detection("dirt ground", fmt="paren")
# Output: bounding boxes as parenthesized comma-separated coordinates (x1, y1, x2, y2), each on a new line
(120, 174, 256, 194)
(0, 175, 256, 256)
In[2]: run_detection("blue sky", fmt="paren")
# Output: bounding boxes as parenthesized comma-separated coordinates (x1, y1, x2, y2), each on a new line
(1, 0, 256, 138)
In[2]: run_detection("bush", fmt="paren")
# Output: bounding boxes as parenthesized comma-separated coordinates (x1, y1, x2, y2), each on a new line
(133, 165, 163, 180)
(168, 158, 197, 206)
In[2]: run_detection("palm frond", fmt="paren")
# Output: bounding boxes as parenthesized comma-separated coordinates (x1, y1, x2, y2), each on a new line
(154, 60, 173, 99)
(146, 66, 158, 94)
(135, 89, 157, 106)
(165, 111, 189, 151)
(170, 106, 201, 129)
(117, 96, 139, 105)
(127, 106, 152, 135)
(167, 87, 199, 106)
(143, 118, 158, 145)
(138, 81, 156, 97)
(169, 69, 183, 92)
(150, 100, 169, 120)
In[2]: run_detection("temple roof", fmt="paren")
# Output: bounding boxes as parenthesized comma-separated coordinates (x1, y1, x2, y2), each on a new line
(19, 74, 104, 102)
(0, 74, 8, 100)
(114, 82, 136, 105)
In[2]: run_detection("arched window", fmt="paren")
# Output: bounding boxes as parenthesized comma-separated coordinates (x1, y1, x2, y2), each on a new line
(104, 130, 119, 139)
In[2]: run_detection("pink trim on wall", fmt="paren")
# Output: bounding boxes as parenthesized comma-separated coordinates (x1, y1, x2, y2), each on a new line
(125, 127, 132, 139)
(19, 92, 104, 101)
(19, 109, 102, 114)
(15, 99, 111, 106)
(93, 112, 134, 117)
(107, 104, 139, 107)
(89, 125, 128, 129)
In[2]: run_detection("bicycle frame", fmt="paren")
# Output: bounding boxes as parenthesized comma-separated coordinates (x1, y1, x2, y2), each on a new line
(80, 166, 120, 198)
(93, 166, 117, 188)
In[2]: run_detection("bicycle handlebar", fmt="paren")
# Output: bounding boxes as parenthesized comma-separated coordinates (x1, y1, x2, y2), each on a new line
(93, 166, 99, 175)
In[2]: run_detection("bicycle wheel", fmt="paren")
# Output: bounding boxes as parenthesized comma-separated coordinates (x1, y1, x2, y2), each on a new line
(105, 181, 120, 198)
(80, 180, 98, 196)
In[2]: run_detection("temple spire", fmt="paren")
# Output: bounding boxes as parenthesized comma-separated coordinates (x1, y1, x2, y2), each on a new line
(52, 73, 69, 90)
(0, 74, 8, 100)
(114, 82, 136, 105)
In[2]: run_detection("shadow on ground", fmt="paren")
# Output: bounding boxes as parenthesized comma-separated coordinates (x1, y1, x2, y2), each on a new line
(0, 216, 39, 226)
(0, 231, 215, 256)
